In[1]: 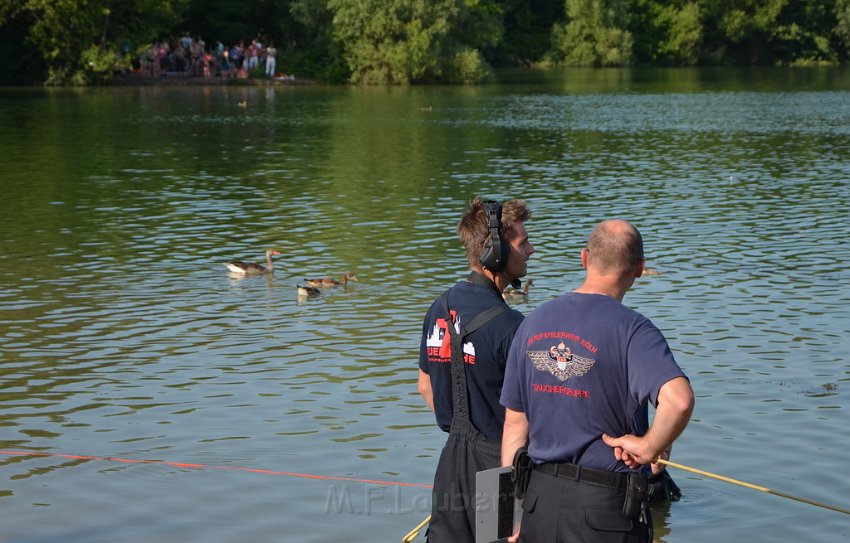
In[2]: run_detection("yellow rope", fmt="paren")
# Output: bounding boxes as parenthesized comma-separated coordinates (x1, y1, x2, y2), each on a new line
(658, 459, 850, 515)
(401, 460, 849, 541)
(402, 514, 431, 543)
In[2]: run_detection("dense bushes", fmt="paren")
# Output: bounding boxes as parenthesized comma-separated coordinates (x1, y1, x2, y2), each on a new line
(1, 0, 849, 85)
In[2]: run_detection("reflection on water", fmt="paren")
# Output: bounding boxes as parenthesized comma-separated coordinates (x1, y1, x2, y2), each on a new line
(0, 68, 849, 542)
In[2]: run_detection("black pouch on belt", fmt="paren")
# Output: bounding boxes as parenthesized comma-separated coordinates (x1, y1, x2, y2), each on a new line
(511, 447, 532, 500)
(622, 472, 649, 520)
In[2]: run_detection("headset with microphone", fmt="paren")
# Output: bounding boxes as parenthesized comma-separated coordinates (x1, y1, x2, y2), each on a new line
(479, 200, 521, 289)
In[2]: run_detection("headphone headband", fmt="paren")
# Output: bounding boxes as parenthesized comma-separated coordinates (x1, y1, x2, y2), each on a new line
(479, 200, 508, 272)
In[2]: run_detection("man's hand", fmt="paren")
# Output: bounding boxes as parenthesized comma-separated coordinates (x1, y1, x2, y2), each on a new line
(651, 449, 671, 476)
(601, 433, 658, 468)
(603, 376, 694, 468)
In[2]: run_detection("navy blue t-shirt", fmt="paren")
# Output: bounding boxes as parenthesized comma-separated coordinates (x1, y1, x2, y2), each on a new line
(419, 279, 525, 442)
(500, 292, 686, 471)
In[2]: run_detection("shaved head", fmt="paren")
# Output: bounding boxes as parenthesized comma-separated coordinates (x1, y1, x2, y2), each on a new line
(585, 220, 644, 274)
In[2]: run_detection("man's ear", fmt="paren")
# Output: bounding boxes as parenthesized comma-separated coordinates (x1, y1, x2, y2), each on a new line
(581, 248, 589, 269)
(635, 259, 645, 278)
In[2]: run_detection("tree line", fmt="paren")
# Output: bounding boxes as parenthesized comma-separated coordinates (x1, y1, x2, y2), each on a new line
(1, 0, 849, 85)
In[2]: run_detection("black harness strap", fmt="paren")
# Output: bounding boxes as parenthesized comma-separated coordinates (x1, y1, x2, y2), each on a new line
(438, 287, 507, 431)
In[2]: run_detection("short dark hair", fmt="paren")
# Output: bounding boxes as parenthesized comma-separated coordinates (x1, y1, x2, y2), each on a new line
(457, 196, 530, 268)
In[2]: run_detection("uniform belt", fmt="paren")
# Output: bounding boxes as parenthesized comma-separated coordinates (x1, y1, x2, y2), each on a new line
(535, 461, 628, 490)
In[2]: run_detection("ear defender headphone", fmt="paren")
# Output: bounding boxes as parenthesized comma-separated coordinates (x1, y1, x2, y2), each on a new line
(479, 201, 511, 272)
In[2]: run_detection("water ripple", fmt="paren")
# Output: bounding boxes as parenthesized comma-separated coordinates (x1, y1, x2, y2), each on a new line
(1, 76, 848, 543)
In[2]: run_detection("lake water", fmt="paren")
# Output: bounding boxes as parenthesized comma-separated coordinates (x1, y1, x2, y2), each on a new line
(1, 66, 848, 542)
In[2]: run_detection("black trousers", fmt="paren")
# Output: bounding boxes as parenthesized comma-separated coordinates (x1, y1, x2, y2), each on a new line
(518, 469, 651, 543)
(426, 428, 501, 543)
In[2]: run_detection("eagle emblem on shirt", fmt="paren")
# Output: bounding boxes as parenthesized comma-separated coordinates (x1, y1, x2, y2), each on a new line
(527, 342, 596, 381)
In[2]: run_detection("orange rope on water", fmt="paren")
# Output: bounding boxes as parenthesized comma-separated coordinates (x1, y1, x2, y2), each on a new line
(0, 450, 433, 489)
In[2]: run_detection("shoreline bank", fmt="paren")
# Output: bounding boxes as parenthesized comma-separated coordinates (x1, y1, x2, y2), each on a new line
(108, 72, 317, 87)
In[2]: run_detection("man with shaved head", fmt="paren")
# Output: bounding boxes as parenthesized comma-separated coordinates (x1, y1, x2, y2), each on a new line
(586, 219, 645, 273)
(500, 219, 694, 543)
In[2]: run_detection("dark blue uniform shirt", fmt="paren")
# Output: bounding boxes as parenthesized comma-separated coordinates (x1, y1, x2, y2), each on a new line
(501, 292, 687, 471)
(419, 278, 524, 442)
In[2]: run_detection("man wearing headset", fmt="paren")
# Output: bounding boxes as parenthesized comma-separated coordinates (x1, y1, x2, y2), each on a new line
(417, 196, 535, 543)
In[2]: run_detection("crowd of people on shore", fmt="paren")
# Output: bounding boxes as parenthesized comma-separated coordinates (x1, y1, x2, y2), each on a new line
(138, 34, 283, 80)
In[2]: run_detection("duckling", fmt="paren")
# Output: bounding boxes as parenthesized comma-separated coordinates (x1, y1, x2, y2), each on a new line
(641, 267, 662, 276)
(304, 272, 358, 289)
(237, 100, 247, 108)
(297, 284, 321, 298)
(503, 279, 533, 300)
(225, 249, 281, 275)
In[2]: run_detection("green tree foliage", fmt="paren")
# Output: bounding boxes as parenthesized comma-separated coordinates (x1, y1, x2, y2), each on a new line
(630, 0, 702, 64)
(329, 0, 451, 84)
(772, 1, 838, 64)
(0, 0, 188, 85)
(698, 0, 846, 64)
(328, 0, 493, 84)
(660, 3, 702, 64)
(179, 0, 255, 46)
(2, 0, 850, 85)
(837, 0, 850, 53)
(549, 0, 633, 66)
(179, 0, 296, 51)
(289, 0, 350, 81)
(17, 0, 107, 84)
(698, 0, 785, 62)
(484, 0, 564, 65)
(0, 1, 44, 83)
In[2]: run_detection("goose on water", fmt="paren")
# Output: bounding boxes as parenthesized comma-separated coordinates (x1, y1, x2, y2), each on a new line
(503, 279, 533, 300)
(304, 272, 358, 288)
(225, 249, 281, 275)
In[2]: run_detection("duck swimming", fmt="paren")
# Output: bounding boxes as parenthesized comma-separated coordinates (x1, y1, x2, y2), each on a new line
(297, 284, 321, 298)
(304, 272, 358, 288)
(503, 279, 533, 300)
(225, 249, 281, 275)
(641, 267, 661, 276)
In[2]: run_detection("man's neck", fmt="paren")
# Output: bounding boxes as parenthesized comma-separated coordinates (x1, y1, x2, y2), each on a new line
(574, 278, 628, 302)
(472, 267, 510, 293)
